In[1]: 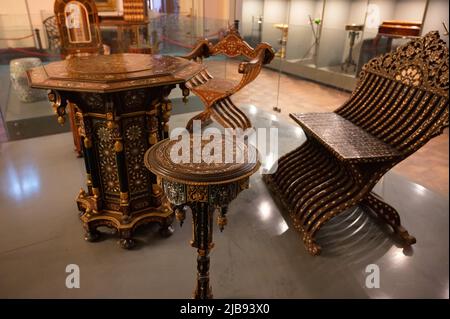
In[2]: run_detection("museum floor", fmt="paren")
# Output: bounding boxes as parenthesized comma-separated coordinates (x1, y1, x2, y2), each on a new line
(0, 106, 448, 298)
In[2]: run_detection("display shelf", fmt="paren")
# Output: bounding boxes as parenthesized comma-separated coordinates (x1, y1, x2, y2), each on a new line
(265, 56, 358, 91)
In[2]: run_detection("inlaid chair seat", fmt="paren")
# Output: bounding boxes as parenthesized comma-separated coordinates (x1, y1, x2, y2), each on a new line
(191, 78, 240, 104)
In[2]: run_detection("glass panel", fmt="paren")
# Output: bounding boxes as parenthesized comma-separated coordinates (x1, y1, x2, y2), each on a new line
(241, 0, 264, 48)
(316, 0, 368, 77)
(250, 0, 290, 113)
(258, 0, 290, 55)
(64, 1, 92, 43)
(149, 0, 205, 56)
(287, 0, 324, 66)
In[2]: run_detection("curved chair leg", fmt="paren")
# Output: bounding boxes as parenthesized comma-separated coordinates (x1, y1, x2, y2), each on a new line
(298, 185, 362, 256)
(209, 102, 235, 128)
(186, 109, 213, 132)
(210, 98, 252, 130)
(293, 172, 359, 255)
(222, 97, 252, 129)
(361, 192, 416, 245)
(272, 141, 316, 184)
(264, 142, 369, 256)
(227, 98, 252, 128)
(263, 141, 316, 217)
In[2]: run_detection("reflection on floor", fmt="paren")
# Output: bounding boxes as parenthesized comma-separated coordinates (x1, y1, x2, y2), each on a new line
(0, 107, 448, 298)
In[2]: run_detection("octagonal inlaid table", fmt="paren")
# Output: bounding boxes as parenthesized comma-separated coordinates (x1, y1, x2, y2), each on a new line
(144, 136, 260, 299)
(27, 54, 206, 249)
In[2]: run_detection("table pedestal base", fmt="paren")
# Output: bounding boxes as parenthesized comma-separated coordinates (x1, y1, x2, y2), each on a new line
(78, 189, 174, 249)
(190, 202, 215, 299)
(176, 203, 229, 299)
(195, 252, 213, 299)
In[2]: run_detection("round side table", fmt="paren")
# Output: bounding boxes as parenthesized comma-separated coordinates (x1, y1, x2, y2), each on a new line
(144, 136, 260, 299)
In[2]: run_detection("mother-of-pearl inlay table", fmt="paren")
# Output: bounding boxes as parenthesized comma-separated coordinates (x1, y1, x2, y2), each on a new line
(144, 136, 260, 298)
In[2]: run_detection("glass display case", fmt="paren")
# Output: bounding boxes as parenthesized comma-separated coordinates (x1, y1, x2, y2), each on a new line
(240, 0, 447, 91)
(357, 0, 428, 74)
(0, 0, 231, 142)
(0, 0, 448, 142)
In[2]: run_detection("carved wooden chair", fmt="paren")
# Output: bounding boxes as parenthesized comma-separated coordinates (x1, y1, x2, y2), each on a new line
(54, 0, 110, 156)
(263, 31, 449, 256)
(181, 27, 275, 131)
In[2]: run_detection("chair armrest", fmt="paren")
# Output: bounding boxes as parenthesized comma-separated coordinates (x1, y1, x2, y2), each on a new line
(238, 45, 275, 74)
(180, 40, 211, 61)
(290, 112, 403, 163)
(254, 43, 276, 65)
(238, 58, 259, 74)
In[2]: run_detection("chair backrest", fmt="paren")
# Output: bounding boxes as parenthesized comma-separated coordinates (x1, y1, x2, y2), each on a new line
(54, 0, 103, 57)
(335, 31, 449, 157)
(209, 27, 274, 63)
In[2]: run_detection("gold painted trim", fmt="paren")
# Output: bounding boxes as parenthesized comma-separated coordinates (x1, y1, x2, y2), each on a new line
(158, 163, 260, 187)
(92, 187, 101, 197)
(95, 0, 117, 12)
(86, 110, 158, 119)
